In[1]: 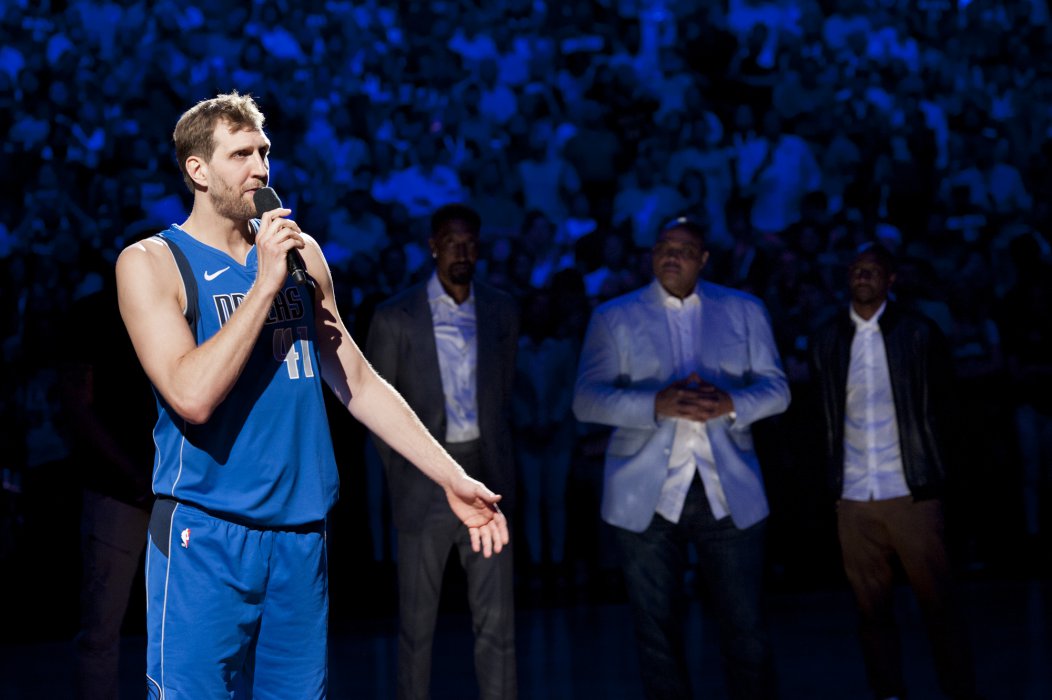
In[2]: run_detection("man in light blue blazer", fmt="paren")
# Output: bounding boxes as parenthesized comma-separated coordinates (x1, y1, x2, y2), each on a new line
(573, 218, 790, 700)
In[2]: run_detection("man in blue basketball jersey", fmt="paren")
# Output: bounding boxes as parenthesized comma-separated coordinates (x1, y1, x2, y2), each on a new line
(115, 92, 509, 700)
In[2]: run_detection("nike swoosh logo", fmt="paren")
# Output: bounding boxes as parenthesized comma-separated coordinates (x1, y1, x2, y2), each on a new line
(203, 267, 230, 281)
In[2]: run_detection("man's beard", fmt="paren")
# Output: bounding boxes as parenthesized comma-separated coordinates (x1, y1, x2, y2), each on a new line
(850, 285, 879, 305)
(210, 180, 257, 220)
(448, 262, 475, 285)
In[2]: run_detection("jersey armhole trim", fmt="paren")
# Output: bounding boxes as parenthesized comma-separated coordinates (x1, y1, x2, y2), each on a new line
(155, 235, 199, 334)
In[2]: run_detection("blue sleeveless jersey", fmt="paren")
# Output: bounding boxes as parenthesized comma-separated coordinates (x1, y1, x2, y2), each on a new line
(150, 224, 339, 526)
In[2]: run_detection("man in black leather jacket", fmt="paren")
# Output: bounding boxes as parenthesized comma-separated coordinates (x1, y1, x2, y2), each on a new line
(809, 243, 981, 700)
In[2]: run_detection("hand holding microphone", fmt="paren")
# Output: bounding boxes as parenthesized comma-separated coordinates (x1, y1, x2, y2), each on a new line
(253, 187, 309, 286)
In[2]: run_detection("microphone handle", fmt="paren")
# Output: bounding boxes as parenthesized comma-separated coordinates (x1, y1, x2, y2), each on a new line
(253, 186, 309, 287)
(287, 249, 309, 286)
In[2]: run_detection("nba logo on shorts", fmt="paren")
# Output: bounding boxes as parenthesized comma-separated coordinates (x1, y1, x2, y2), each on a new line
(180, 528, 191, 548)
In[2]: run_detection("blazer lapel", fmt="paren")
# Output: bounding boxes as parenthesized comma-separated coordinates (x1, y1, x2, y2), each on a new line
(405, 285, 447, 434)
(474, 284, 498, 425)
(640, 281, 678, 381)
(696, 283, 722, 377)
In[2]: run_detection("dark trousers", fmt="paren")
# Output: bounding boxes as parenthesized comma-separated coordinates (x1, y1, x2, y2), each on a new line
(613, 474, 776, 700)
(395, 441, 517, 700)
(75, 490, 149, 700)
(837, 496, 978, 700)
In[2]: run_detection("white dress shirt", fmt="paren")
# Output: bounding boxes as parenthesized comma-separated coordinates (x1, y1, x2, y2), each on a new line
(842, 302, 910, 501)
(654, 283, 730, 522)
(428, 273, 480, 443)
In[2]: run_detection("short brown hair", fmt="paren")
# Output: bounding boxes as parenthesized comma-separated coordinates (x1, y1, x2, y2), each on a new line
(173, 91, 266, 192)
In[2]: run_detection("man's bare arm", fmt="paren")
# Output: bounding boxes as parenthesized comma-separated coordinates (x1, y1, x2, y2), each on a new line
(302, 239, 508, 555)
(115, 211, 302, 424)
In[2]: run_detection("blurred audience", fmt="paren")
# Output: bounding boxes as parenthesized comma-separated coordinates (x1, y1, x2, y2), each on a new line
(3, 2, 1052, 632)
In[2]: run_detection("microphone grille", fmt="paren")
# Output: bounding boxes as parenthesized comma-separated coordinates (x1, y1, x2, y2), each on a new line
(253, 187, 282, 217)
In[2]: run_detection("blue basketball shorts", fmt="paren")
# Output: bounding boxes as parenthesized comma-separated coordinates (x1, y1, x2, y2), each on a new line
(145, 499, 328, 699)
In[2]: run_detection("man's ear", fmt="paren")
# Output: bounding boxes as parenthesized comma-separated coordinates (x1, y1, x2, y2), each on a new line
(186, 155, 208, 189)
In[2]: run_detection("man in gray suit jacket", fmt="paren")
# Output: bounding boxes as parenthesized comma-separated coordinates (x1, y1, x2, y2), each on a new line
(574, 218, 790, 700)
(366, 204, 518, 700)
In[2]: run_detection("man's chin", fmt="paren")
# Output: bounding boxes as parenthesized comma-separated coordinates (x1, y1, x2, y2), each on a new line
(659, 272, 686, 288)
(211, 194, 258, 221)
(449, 266, 475, 284)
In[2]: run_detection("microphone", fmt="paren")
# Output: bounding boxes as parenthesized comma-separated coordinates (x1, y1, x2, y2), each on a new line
(253, 186, 309, 286)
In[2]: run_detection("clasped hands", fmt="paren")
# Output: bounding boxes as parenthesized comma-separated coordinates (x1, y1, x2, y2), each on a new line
(655, 372, 734, 423)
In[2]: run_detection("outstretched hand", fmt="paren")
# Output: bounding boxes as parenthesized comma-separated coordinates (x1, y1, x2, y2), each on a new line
(445, 474, 509, 558)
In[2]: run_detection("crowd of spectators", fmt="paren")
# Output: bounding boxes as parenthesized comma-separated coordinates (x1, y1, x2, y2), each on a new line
(3, 0, 1052, 619)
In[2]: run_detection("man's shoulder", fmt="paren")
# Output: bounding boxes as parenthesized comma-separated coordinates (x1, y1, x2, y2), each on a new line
(699, 281, 767, 313)
(373, 280, 427, 314)
(882, 302, 945, 339)
(811, 310, 850, 347)
(592, 283, 654, 316)
(475, 280, 520, 314)
(115, 227, 181, 279)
